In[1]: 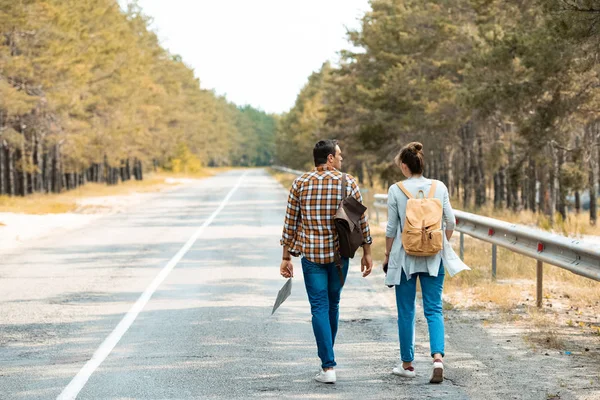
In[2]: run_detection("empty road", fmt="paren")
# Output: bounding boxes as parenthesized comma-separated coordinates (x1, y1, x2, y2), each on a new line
(0, 169, 598, 399)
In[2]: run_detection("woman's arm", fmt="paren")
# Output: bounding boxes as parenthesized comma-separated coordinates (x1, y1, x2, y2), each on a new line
(442, 184, 455, 240)
(385, 186, 399, 262)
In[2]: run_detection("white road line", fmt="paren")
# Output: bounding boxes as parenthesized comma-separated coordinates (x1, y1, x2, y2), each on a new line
(57, 171, 249, 400)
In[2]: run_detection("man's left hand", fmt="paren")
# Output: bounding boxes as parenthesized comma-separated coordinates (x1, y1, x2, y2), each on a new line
(361, 253, 373, 277)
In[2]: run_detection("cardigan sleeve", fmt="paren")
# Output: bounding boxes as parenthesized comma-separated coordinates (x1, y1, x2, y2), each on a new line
(386, 185, 400, 238)
(442, 183, 456, 230)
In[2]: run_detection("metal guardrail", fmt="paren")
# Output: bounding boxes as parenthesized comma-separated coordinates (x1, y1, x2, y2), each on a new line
(272, 167, 600, 305)
(374, 194, 600, 307)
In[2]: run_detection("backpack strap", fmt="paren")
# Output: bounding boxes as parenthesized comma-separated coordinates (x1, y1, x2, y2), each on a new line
(341, 173, 348, 198)
(396, 181, 413, 199)
(428, 180, 438, 199)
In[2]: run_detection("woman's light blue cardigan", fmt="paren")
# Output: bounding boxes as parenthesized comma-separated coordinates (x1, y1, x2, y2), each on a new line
(384, 176, 456, 286)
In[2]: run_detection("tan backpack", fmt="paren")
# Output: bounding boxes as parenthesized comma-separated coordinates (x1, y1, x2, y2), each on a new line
(397, 180, 443, 257)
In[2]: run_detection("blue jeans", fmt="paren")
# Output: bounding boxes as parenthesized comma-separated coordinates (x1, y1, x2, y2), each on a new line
(301, 257, 349, 369)
(395, 262, 445, 362)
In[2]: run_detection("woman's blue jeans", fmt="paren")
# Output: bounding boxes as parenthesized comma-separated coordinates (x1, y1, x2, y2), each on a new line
(395, 262, 445, 362)
(301, 257, 349, 369)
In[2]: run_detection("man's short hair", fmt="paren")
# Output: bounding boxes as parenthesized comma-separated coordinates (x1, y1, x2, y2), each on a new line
(313, 140, 338, 166)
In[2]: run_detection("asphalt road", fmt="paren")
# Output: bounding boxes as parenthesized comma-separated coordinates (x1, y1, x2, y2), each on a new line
(0, 169, 598, 400)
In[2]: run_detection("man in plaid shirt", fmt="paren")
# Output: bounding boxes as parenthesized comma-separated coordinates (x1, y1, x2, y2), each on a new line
(279, 139, 373, 384)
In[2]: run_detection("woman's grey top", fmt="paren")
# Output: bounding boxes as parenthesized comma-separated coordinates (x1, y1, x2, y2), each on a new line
(384, 176, 456, 286)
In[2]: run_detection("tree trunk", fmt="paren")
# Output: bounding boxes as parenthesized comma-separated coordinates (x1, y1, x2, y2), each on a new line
(136, 159, 143, 181)
(21, 137, 27, 196)
(35, 133, 43, 192)
(125, 159, 131, 181)
(557, 148, 567, 220)
(507, 143, 520, 212)
(528, 157, 536, 212)
(539, 161, 549, 216)
(0, 143, 5, 195)
(461, 123, 472, 209)
(587, 122, 599, 225)
(549, 144, 559, 225)
(446, 147, 454, 198)
(521, 161, 528, 211)
(120, 160, 126, 182)
(589, 149, 598, 226)
(53, 145, 62, 193)
(475, 132, 486, 207)
(493, 172, 500, 208)
(44, 151, 52, 193)
(7, 146, 15, 196)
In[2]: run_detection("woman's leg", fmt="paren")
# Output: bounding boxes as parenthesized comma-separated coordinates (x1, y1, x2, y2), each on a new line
(419, 262, 445, 360)
(395, 270, 417, 364)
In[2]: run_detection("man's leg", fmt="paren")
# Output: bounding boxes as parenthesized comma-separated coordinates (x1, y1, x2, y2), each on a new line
(302, 257, 336, 369)
(395, 270, 417, 365)
(419, 262, 445, 360)
(327, 258, 349, 346)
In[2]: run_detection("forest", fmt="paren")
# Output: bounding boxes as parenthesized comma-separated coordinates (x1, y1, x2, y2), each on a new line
(276, 0, 600, 226)
(0, 0, 276, 196)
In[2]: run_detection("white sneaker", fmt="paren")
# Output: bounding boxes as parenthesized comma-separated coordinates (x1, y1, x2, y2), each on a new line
(392, 364, 416, 378)
(315, 369, 336, 384)
(430, 360, 444, 384)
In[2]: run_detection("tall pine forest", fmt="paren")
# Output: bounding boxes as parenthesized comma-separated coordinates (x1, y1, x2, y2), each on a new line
(0, 0, 276, 196)
(276, 0, 600, 226)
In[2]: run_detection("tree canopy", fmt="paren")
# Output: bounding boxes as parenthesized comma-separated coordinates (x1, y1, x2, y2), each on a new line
(276, 0, 600, 225)
(0, 0, 276, 195)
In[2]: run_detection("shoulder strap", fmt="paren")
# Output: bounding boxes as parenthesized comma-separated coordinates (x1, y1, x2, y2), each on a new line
(396, 182, 413, 199)
(428, 180, 438, 199)
(341, 173, 348, 198)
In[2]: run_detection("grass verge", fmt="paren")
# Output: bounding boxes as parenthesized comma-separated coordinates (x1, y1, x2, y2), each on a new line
(0, 168, 225, 215)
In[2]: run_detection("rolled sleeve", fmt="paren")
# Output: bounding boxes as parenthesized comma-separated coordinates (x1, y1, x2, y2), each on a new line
(386, 186, 400, 238)
(349, 177, 372, 245)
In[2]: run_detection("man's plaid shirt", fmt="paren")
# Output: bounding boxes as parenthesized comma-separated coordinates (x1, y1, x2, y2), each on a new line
(280, 165, 372, 264)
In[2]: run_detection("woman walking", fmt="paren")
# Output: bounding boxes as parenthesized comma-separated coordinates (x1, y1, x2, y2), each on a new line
(384, 142, 456, 384)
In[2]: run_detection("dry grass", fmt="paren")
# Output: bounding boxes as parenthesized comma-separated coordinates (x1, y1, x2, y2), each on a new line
(444, 235, 600, 307)
(456, 201, 600, 237)
(441, 234, 600, 344)
(268, 168, 297, 190)
(0, 168, 225, 215)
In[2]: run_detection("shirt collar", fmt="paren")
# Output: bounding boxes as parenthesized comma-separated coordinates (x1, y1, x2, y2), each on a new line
(315, 165, 338, 172)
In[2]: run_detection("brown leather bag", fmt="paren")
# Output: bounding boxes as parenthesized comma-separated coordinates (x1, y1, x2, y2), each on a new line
(334, 173, 367, 284)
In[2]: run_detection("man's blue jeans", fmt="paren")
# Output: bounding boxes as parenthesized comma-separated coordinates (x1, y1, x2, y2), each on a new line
(395, 262, 445, 362)
(301, 257, 349, 369)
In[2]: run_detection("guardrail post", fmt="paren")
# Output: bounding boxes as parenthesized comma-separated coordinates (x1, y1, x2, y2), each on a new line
(459, 232, 464, 261)
(492, 244, 497, 281)
(536, 260, 543, 308)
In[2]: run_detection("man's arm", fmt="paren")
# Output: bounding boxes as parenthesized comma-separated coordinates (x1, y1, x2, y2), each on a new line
(349, 176, 373, 277)
(280, 179, 302, 278)
(349, 177, 373, 246)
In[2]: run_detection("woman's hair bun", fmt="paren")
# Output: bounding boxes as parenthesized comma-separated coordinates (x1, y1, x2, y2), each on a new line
(408, 142, 423, 153)
(396, 141, 425, 174)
